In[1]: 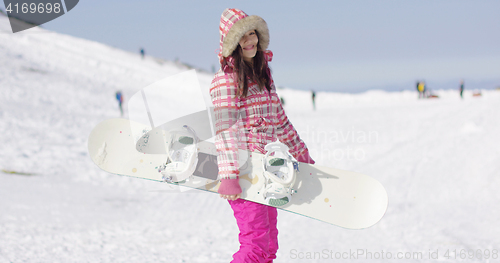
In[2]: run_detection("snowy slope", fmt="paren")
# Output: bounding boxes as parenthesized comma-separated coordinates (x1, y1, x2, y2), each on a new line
(1, 13, 500, 263)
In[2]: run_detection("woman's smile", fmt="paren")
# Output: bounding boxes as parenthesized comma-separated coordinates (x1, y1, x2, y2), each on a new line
(243, 44, 255, 51)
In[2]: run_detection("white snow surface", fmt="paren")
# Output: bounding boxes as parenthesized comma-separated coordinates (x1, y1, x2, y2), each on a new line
(1, 15, 500, 263)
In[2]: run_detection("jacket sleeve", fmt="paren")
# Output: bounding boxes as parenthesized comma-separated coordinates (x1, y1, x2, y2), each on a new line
(275, 95, 309, 159)
(210, 73, 240, 180)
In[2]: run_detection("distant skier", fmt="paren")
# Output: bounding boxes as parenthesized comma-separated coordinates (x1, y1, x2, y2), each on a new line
(210, 8, 315, 262)
(140, 48, 145, 59)
(115, 91, 123, 116)
(459, 79, 464, 99)
(418, 81, 426, 99)
(312, 90, 316, 110)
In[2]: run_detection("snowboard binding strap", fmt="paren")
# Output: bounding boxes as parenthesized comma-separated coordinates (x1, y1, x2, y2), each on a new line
(158, 125, 199, 183)
(261, 141, 299, 207)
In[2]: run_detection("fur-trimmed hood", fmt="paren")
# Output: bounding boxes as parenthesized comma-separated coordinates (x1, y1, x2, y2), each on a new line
(218, 8, 270, 66)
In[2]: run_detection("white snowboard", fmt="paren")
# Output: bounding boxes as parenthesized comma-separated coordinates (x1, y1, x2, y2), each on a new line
(88, 117, 388, 229)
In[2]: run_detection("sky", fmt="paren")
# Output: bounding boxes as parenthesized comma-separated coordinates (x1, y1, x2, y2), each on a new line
(1, 0, 499, 92)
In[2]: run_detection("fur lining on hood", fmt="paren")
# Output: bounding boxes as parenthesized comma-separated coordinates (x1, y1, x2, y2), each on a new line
(218, 8, 270, 61)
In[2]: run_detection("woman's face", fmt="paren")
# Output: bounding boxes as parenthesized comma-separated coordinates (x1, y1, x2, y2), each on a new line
(239, 30, 258, 63)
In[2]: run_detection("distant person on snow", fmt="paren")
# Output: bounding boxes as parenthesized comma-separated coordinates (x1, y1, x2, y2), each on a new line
(460, 79, 464, 99)
(140, 48, 145, 59)
(115, 91, 123, 116)
(312, 90, 316, 110)
(418, 81, 426, 99)
(210, 8, 315, 262)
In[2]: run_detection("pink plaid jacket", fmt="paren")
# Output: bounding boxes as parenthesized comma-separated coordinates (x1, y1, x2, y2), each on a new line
(210, 51, 309, 180)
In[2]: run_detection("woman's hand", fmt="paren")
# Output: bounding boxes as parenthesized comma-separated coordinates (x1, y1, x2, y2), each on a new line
(217, 178, 242, 200)
(219, 194, 241, 200)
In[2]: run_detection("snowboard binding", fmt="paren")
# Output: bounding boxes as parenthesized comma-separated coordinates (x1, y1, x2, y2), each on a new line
(261, 141, 299, 207)
(158, 125, 199, 183)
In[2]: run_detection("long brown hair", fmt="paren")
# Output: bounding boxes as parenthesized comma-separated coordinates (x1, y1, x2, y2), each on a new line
(231, 31, 272, 97)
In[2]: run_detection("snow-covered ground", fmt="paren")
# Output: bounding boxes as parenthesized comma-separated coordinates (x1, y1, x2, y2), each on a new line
(1, 14, 500, 262)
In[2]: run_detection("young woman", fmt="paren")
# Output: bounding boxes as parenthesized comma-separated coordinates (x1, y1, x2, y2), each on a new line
(210, 8, 315, 263)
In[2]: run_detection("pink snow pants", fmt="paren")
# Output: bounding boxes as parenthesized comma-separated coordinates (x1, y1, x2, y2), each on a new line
(228, 199, 279, 263)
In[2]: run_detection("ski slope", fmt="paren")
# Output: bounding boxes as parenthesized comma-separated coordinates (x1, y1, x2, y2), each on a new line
(1, 13, 499, 262)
